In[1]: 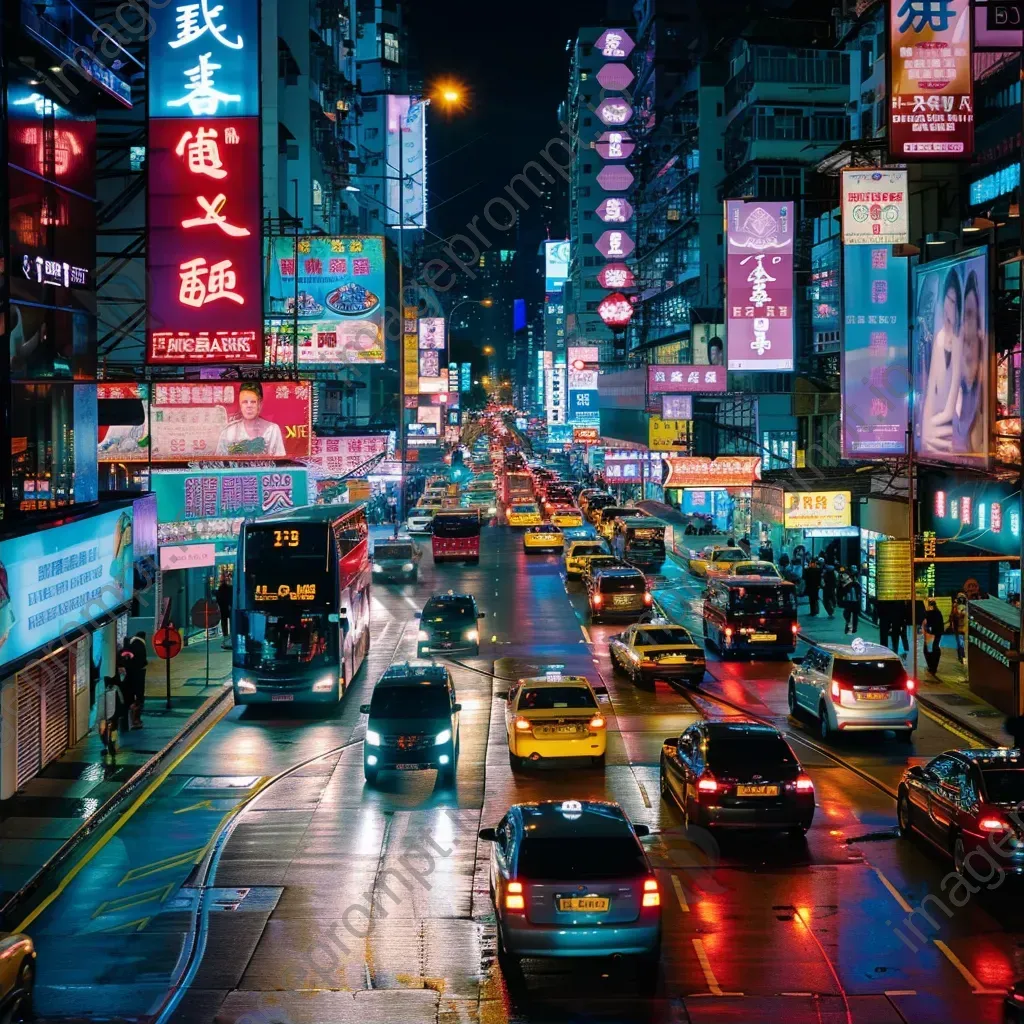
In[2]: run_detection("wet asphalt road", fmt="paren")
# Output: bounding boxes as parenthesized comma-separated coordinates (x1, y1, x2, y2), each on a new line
(26, 525, 1024, 1024)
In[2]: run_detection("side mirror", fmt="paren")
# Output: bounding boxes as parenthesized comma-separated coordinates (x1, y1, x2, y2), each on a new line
(359, 704, 371, 715)
(478, 827, 498, 842)
(453, 703, 463, 712)
(790, 656, 804, 666)
(663, 736, 679, 748)
(495, 690, 508, 700)
(633, 824, 651, 838)
(413, 611, 421, 619)
(478, 611, 486, 619)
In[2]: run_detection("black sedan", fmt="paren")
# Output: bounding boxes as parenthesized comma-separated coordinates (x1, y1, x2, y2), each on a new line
(416, 593, 485, 658)
(660, 719, 815, 835)
(897, 748, 1024, 875)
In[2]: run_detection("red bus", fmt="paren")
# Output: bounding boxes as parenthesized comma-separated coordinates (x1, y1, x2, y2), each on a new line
(232, 503, 371, 704)
(432, 510, 482, 564)
(501, 470, 534, 505)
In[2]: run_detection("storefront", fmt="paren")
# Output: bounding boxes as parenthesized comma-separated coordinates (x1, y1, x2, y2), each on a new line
(662, 457, 761, 539)
(751, 483, 785, 556)
(591, 449, 664, 502)
(0, 505, 135, 799)
(152, 468, 309, 641)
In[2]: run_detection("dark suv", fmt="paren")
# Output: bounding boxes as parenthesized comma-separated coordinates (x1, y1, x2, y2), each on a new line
(416, 593, 485, 656)
(586, 566, 652, 623)
(360, 662, 461, 784)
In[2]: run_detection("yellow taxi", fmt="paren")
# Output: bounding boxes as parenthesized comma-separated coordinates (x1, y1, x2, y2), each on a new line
(688, 545, 748, 579)
(503, 672, 608, 769)
(564, 538, 611, 578)
(507, 501, 542, 527)
(523, 524, 563, 552)
(549, 504, 584, 528)
(0, 931, 35, 1020)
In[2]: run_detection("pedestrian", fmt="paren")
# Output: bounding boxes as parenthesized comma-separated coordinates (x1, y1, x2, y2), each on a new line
(99, 676, 123, 757)
(949, 593, 968, 664)
(739, 534, 751, 556)
(758, 538, 774, 563)
(840, 569, 862, 634)
(727, 536, 736, 547)
(216, 573, 233, 649)
(822, 562, 837, 618)
(803, 558, 822, 617)
(921, 599, 945, 678)
(894, 599, 911, 657)
(877, 599, 893, 652)
(120, 631, 148, 728)
(778, 552, 790, 573)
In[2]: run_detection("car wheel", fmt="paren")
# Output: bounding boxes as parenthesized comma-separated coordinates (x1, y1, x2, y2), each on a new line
(13, 959, 34, 1021)
(592, 753, 606, 768)
(897, 789, 914, 838)
(952, 833, 968, 876)
(364, 766, 378, 785)
(787, 679, 799, 717)
(610, 651, 625, 676)
(508, 751, 522, 771)
(818, 704, 833, 741)
(898, 729, 915, 745)
(496, 924, 524, 989)
(438, 763, 456, 786)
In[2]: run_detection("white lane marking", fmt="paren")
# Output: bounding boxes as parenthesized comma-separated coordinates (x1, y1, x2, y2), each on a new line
(884, 990, 917, 997)
(780, 992, 813, 997)
(636, 779, 651, 809)
(671, 873, 689, 912)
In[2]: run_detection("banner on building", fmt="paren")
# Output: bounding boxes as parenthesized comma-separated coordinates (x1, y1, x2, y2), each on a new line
(301, 435, 389, 478)
(386, 96, 426, 229)
(889, 0, 974, 159)
(418, 317, 445, 350)
(545, 241, 571, 293)
(841, 169, 909, 245)
(922, 474, 1020, 556)
(648, 364, 727, 393)
(264, 236, 386, 365)
(725, 201, 794, 371)
(649, 417, 690, 450)
(663, 456, 761, 489)
(662, 394, 693, 419)
(843, 245, 910, 457)
(783, 490, 852, 530)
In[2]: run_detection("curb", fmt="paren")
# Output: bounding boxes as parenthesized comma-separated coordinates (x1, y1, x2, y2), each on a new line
(0, 684, 233, 931)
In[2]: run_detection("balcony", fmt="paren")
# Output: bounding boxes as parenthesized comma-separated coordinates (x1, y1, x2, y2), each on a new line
(724, 104, 849, 175)
(725, 46, 849, 115)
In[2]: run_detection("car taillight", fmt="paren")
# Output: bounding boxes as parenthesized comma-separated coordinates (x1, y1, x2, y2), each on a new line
(643, 591, 653, 606)
(830, 679, 841, 701)
(696, 774, 718, 793)
(724, 627, 733, 641)
(791, 623, 799, 635)
(589, 716, 605, 729)
(906, 678, 916, 693)
(795, 775, 814, 793)
(514, 717, 532, 732)
(642, 878, 660, 907)
(979, 817, 1010, 832)
(505, 880, 525, 909)
(592, 593, 603, 606)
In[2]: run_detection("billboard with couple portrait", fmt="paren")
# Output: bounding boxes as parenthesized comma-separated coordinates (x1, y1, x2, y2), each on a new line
(912, 249, 989, 466)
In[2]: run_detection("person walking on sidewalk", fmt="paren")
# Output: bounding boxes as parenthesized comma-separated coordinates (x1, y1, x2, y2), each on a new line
(120, 632, 148, 728)
(949, 592, 968, 664)
(803, 558, 822, 617)
(216, 573, 234, 650)
(876, 599, 894, 652)
(839, 569, 861, 634)
(892, 600, 911, 658)
(822, 562, 837, 619)
(921, 599, 946, 678)
(99, 676, 123, 757)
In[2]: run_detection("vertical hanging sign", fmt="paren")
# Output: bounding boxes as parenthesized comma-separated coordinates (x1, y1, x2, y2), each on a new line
(148, 0, 263, 363)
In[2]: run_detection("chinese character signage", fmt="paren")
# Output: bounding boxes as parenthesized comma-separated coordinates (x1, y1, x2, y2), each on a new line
(662, 457, 761, 489)
(648, 364, 727, 393)
(264, 236, 386, 365)
(386, 96, 426, 229)
(0, 508, 134, 672)
(545, 240, 571, 293)
(922, 474, 1020, 556)
(726, 201, 794, 371)
(842, 245, 910, 457)
(662, 394, 693, 419)
(460, 362, 472, 393)
(889, 0, 973, 159)
(142, 381, 311, 461)
(649, 417, 690, 450)
(545, 364, 566, 425)
(597, 263, 635, 289)
(596, 28, 635, 59)
(597, 197, 633, 224)
(841, 169, 909, 245)
(148, 0, 262, 364)
(301, 435, 388, 478)
(783, 490, 852, 530)
(595, 132, 635, 160)
(912, 247, 990, 466)
(418, 317, 445, 350)
(603, 451, 662, 481)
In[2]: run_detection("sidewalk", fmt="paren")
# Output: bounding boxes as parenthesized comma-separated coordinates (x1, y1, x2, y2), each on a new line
(798, 609, 1012, 748)
(0, 640, 233, 909)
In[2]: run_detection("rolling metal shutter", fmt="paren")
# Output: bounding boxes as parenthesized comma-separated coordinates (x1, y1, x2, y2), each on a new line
(41, 654, 70, 769)
(14, 650, 71, 791)
(15, 674, 42, 790)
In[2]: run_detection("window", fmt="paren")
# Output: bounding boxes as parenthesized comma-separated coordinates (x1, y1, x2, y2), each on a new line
(583, 163, 592, 173)
(583, 233, 593, 244)
(517, 836, 646, 880)
(517, 686, 597, 710)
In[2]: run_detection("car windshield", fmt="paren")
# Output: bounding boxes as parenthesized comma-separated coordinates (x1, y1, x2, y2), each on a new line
(635, 628, 693, 646)
(733, 563, 778, 576)
(729, 586, 796, 613)
(423, 599, 475, 622)
(600, 508, 633, 522)
(370, 686, 450, 718)
(626, 528, 664, 547)
(375, 543, 413, 560)
(981, 769, 1024, 804)
(517, 836, 646, 880)
(708, 729, 797, 771)
(572, 543, 606, 555)
(832, 659, 907, 687)
(432, 515, 479, 538)
(517, 686, 597, 710)
(512, 504, 537, 513)
(599, 574, 644, 593)
(713, 549, 746, 563)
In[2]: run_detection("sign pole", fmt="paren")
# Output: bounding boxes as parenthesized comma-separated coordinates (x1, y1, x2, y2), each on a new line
(205, 572, 211, 689)
(166, 643, 172, 709)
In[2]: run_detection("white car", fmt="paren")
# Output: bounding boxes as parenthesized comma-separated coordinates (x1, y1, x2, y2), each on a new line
(787, 640, 918, 743)
(407, 508, 436, 534)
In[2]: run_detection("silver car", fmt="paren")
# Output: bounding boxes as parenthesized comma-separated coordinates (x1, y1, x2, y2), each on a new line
(406, 507, 436, 534)
(787, 640, 918, 743)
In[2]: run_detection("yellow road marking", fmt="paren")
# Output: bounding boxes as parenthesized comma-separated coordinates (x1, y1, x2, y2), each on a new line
(14, 695, 232, 934)
(92, 882, 176, 919)
(119, 846, 207, 886)
(691, 937, 742, 996)
(671, 873, 689, 912)
(580, 625, 592, 644)
(917, 703, 986, 749)
(872, 866, 912, 913)
(173, 799, 218, 814)
(96, 916, 152, 934)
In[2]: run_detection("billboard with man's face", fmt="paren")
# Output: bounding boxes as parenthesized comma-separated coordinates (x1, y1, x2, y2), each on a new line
(912, 249, 989, 467)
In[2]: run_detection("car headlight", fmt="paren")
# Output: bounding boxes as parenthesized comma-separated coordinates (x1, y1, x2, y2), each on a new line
(402, 562, 414, 571)
(236, 678, 256, 694)
(366, 729, 382, 746)
(372, 563, 383, 572)
(312, 675, 336, 693)
(487, 506, 497, 514)
(418, 629, 429, 641)
(465, 629, 479, 642)
(434, 728, 452, 746)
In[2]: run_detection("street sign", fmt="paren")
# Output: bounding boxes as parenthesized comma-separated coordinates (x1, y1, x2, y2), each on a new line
(190, 599, 220, 630)
(153, 626, 183, 660)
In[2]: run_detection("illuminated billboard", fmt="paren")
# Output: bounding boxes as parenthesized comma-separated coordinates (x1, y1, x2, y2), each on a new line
(648, 365, 727, 393)
(725, 201, 794, 372)
(418, 317, 445, 350)
(841, 169, 909, 246)
(545, 240, 571, 293)
(386, 96, 426, 229)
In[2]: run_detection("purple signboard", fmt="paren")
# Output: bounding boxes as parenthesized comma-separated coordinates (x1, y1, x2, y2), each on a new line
(597, 100, 633, 126)
(648, 365, 728, 394)
(596, 230, 635, 259)
(597, 64, 635, 91)
(598, 263, 635, 289)
(725, 201, 794, 372)
(842, 245, 909, 457)
(596, 28, 635, 59)
(595, 132, 635, 161)
(597, 165, 635, 191)
(597, 197, 633, 223)
(974, 0, 1023, 50)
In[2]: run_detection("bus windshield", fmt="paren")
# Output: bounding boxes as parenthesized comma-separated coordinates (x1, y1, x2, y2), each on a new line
(728, 586, 796, 614)
(433, 514, 481, 538)
(235, 610, 335, 673)
(626, 526, 665, 549)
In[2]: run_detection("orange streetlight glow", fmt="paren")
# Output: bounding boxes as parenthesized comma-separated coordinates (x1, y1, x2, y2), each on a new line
(434, 79, 468, 112)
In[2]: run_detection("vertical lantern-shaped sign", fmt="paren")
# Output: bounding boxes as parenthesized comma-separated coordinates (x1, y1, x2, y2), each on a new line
(147, 0, 263, 363)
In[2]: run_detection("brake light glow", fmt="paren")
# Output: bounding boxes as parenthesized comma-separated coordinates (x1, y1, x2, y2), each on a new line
(697, 775, 718, 793)
(791, 623, 799, 635)
(724, 627, 733, 640)
(906, 678, 916, 693)
(795, 775, 814, 792)
(643, 591, 653, 606)
(514, 717, 532, 731)
(642, 878, 660, 907)
(979, 817, 1010, 832)
(592, 593, 603, 606)
(505, 878, 525, 910)
(830, 679, 841, 701)
(589, 716, 605, 729)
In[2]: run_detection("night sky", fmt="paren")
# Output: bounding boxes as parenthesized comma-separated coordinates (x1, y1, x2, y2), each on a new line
(406, 0, 598, 244)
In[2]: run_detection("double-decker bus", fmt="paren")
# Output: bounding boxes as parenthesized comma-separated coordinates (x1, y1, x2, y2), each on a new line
(501, 470, 534, 506)
(432, 509, 482, 564)
(232, 503, 371, 705)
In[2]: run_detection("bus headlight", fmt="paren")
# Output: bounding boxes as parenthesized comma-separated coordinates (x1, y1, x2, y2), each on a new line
(366, 729, 382, 746)
(434, 728, 452, 745)
(372, 563, 383, 572)
(417, 630, 430, 641)
(464, 629, 479, 642)
(236, 679, 256, 694)
(402, 563, 415, 571)
(312, 675, 336, 693)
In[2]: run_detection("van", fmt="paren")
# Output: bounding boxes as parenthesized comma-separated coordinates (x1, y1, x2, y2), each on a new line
(612, 516, 667, 567)
(702, 577, 798, 657)
(586, 566, 653, 623)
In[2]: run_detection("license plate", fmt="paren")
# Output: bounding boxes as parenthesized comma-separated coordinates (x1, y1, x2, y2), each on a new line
(612, 594, 635, 606)
(856, 691, 889, 701)
(659, 656, 687, 664)
(558, 897, 610, 912)
(271, 693, 294, 702)
(736, 784, 779, 797)
(558, 724, 580, 733)
(393, 763, 424, 770)
(751, 633, 776, 641)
